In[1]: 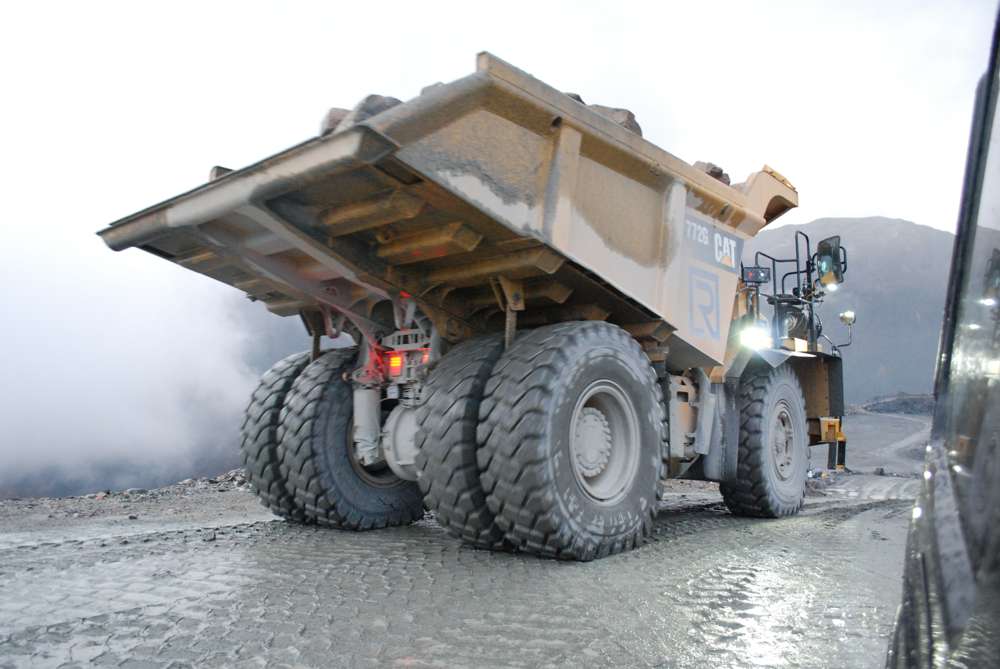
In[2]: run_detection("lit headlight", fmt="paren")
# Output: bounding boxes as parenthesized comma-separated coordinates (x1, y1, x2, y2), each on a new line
(740, 325, 773, 350)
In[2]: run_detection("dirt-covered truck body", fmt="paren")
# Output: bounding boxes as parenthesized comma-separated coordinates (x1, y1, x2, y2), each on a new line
(99, 53, 852, 560)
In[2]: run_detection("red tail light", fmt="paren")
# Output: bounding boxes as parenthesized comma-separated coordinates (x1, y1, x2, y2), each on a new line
(387, 352, 404, 376)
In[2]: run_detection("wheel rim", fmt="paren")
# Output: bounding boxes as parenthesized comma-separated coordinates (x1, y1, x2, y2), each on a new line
(771, 401, 796, 481)
(569, 380, 640, 504)
(345, 418, 401, 488)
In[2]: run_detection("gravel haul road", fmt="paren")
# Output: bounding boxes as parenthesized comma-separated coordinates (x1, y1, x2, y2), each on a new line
(0, 413, 926, 669)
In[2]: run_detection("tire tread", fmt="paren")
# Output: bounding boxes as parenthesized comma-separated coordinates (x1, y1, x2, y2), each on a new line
(478, 321, 666, 560)
(414, 336, 507, 549)
(278, 348, 424, 529)
(720, 364, 807, 517)
(239, 351, 312, 519)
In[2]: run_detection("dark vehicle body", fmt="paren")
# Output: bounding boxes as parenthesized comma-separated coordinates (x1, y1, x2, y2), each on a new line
(887, 14, 1000, 668)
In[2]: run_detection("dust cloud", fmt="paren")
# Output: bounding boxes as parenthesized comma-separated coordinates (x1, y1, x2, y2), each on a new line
(0, 232, 305, 498)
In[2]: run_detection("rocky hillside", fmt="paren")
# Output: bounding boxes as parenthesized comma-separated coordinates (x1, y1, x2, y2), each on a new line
(863, 393, 936, 415)
(746, 217, 954, 403)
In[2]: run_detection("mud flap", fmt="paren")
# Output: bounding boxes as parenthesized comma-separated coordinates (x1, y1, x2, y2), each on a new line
(701, 379, 740, 483)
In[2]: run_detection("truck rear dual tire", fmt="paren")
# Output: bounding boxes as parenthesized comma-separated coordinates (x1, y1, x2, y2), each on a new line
(241, 348, 425, 528)
(477, 322, 666, 561)
(720, 364, 808, 517)
(240, 351, 313, 520)
(414, 335, 507, 549)
(278, 349, 425, 529)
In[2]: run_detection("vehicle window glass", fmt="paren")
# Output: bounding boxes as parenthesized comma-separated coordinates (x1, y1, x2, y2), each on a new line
(942, 61, 1000, 572)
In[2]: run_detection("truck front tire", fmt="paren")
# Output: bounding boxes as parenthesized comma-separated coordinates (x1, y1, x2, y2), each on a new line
(721, 364, 808, 517)
(278, 348, 424, 529)
(478, 322, 665, 560)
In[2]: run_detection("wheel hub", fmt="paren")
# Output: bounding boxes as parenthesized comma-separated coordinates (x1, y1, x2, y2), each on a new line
(568, 380, 640, 505)
(771, 404, 795, 480)
(574, 407, 612, 477)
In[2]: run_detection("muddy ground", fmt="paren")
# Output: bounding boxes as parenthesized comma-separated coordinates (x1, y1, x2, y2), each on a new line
(0, 412, 928, 669)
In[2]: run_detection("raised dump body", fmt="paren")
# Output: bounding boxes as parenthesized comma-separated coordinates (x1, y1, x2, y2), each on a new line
(99, 54, 847, 561)
(100, 53, 797, 370)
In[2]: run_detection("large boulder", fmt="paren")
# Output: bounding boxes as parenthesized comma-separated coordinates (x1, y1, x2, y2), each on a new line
(564, 92, 643, 136)
(320, 94, 403, 136)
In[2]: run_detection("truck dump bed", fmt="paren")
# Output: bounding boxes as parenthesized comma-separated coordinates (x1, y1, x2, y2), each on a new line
(99, 53, 797, 370)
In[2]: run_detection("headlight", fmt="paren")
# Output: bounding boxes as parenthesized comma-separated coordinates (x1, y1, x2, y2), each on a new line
(740, 324, 773, 350)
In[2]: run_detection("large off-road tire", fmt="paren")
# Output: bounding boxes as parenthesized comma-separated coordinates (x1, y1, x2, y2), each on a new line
(414, 336, 506, 549)
(478, 322, 666, 560)
(278, 348, 424, 529)
(240, 351, 312, 519)
(720, 364, 808, 517)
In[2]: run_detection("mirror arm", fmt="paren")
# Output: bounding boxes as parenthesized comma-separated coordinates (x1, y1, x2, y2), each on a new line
(835, 324, 853, 349)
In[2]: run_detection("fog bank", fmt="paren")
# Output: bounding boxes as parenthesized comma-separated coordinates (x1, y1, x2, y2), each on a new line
(0, 232, 304, 498)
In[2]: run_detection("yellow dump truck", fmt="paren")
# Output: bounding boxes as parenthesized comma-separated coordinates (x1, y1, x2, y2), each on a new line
(99, 53, 852, 560)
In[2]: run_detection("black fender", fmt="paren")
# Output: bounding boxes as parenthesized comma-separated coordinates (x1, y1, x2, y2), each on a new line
(726, 347, 798, 383)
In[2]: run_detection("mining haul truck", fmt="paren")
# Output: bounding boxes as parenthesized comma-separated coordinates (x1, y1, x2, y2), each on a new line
(98, 53, 854, 560)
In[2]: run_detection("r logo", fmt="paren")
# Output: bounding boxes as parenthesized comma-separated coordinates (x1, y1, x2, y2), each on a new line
(689, 267, 720, 340)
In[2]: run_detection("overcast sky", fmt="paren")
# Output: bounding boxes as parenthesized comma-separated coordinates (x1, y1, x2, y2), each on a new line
(4, 1, 995, 231)
(1, 1, 997, 491)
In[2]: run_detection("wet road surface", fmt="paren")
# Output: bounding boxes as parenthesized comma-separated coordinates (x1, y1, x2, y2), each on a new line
(836, 412, 930, 477)
(0, 414, 926, 669)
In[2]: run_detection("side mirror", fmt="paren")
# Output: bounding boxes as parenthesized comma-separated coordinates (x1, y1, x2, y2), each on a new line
(816, 236, 845, 287)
